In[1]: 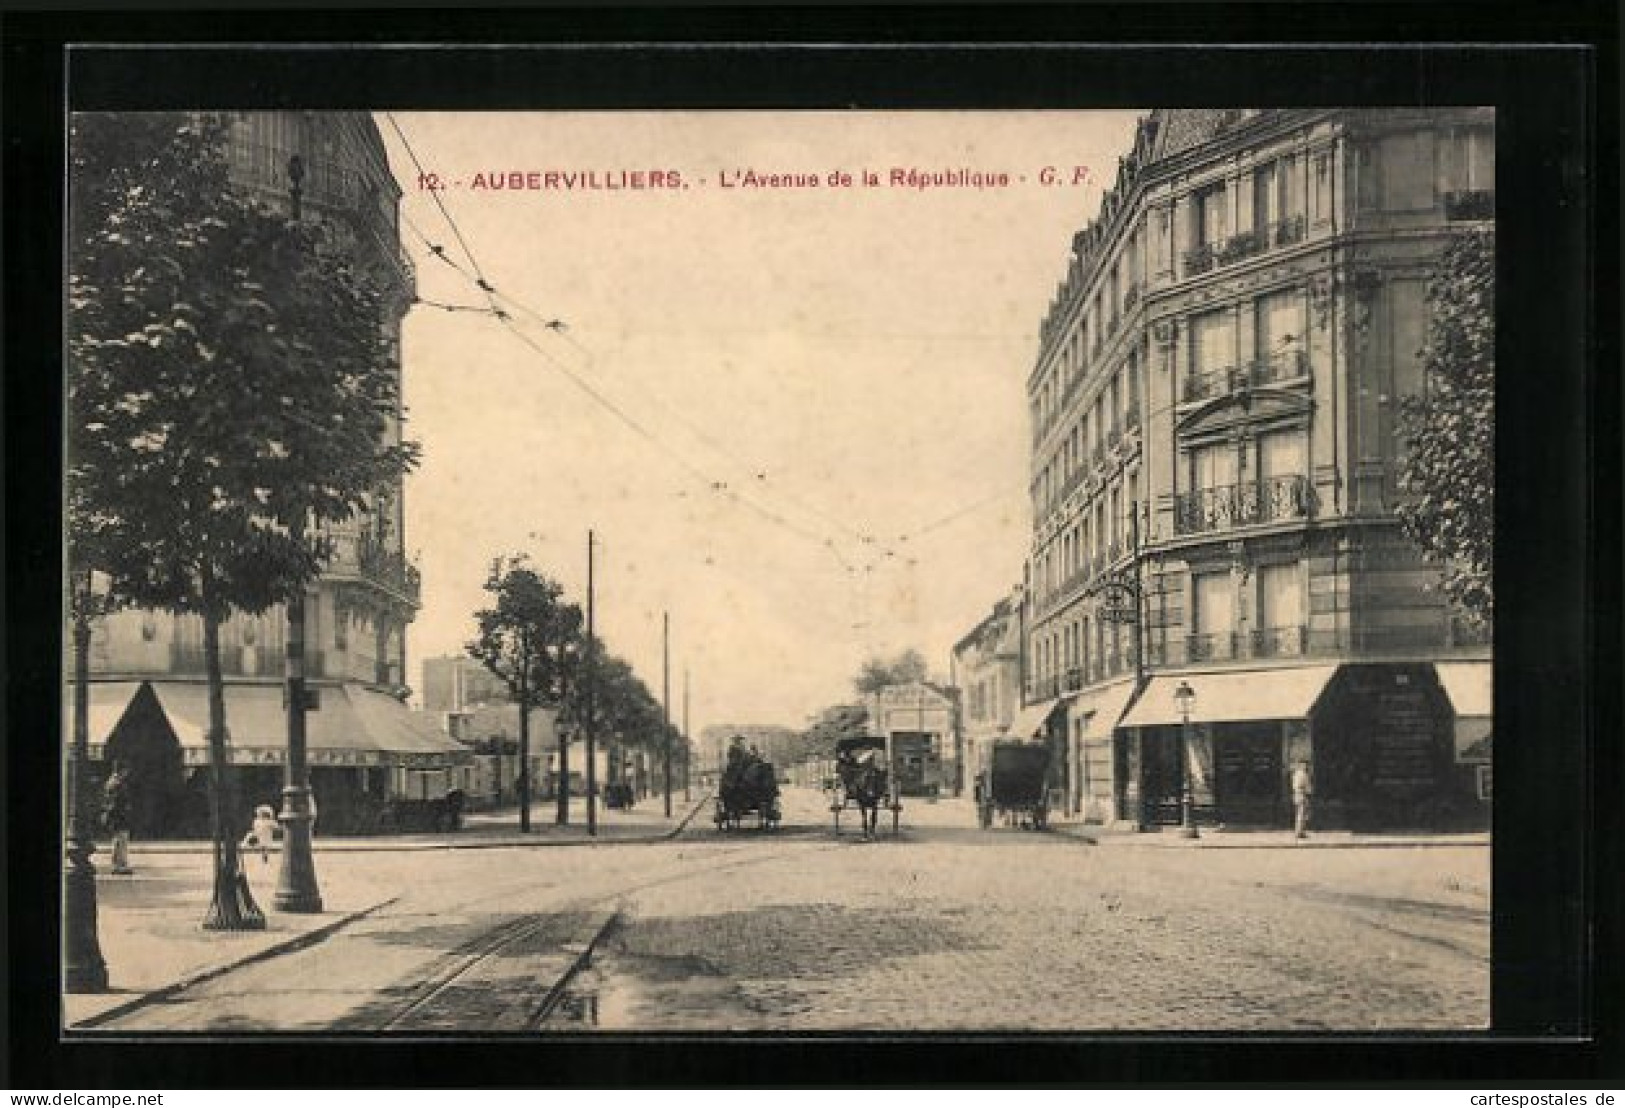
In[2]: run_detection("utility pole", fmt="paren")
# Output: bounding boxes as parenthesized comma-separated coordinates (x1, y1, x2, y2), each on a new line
(276, 153, 322, 913)
(662, 611, 672, 818)
(585, 530, 597, 837)
(683, 668, 691, 800)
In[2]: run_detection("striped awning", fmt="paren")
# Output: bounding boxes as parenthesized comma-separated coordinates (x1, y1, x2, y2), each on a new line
(1120, 666, 1340, 728)
(1079, 679, 1140, 743)
(73, 680, 470, 769)
(1007, 697, 1069, 739)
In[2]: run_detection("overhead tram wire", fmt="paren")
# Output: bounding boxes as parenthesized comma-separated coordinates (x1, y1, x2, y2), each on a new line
(384, 113, 500, 312)
(409, 236, 890, 559)
(494, 316, 856, 573)
(395, 219, 875, 571)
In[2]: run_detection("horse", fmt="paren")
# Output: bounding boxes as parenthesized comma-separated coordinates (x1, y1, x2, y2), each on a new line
(839, 754, 890, 839)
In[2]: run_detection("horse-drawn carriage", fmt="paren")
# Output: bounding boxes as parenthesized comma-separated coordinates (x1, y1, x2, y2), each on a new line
(714, 753, 782, 831)
(829, 736, 902, 838)
(976, 740, 1052, 830)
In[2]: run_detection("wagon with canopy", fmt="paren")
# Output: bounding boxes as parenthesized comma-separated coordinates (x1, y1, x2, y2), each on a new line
(975, 740, 1052, 830)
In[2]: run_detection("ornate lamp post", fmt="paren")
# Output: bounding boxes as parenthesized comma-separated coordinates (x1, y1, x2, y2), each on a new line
(65, 568, 110, 992)
(1173, 679, 1199, 839)
(275, 153, 322, 912)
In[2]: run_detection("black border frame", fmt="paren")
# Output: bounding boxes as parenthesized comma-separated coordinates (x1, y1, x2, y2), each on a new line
(5, 5, 1619, 1088)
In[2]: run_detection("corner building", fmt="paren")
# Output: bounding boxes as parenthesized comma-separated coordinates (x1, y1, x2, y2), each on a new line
(72, 113, 466, 836)
(1020, 109, 1493, 832)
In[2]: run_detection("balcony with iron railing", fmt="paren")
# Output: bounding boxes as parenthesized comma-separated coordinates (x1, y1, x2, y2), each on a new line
(1029, 674, 1061, 702)
(1146, 620, 1488, 668)
(1182, 349, 1310, 403)
(1249, 625, 1308, 658)
(169, 643, 330, 679)
(1173, 475, 1314, 536)
(1181, 214, 1309, 282)
(1273, 214, 1307, 246)
(325, 529, 423, 607)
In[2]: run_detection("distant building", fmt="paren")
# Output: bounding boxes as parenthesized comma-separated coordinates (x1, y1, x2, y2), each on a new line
(698, 724, 801, 776)
(68, 112, 464, 836)
(422, 655, 512, 713)
(1020, 108, 1494, 831)
(950, 589, 1026, 797)
(866, 682, 959, 797)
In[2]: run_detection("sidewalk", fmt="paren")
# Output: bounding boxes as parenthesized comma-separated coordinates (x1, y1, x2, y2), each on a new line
(63, 792, 711, 1030)
(1049, 820, 1490, 849)
(119, 790, 712, 854)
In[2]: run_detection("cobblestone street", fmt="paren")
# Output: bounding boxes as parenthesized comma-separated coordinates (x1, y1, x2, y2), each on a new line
(82, 787, 1488, 1033)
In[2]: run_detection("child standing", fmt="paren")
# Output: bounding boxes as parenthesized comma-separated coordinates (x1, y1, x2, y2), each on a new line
(243, 803, 281, 863)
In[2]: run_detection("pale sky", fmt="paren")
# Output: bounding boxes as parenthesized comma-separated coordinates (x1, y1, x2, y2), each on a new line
(382, 110, 1143, 734)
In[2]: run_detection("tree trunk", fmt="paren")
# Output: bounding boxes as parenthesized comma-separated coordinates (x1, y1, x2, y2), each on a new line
(517, 662, 532, 834)
(201, 597, 265, 931)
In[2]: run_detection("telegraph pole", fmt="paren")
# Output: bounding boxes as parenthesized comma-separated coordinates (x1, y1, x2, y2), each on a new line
(662, 611, 672, 818)
(276, 153, 322, 913)
(585, 530, 597, 837)
(683, 668, 691, 800)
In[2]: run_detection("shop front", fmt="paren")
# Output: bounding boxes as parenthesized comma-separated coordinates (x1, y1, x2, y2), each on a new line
(1069, 678, 1139, 825)
(1119, 666, 1336, 830)
(70, 679, 471, 836)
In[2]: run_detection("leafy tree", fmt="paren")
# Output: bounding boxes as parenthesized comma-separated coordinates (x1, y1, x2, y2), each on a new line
(853, 648, 929, 697)
(1397, 226, 1495, 623)
(68, 112, 416, 930)
(803, 703, 871, 756)
(466, 557, 582, 831)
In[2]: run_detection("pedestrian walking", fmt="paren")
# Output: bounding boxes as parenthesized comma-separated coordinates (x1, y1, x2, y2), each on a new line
(1290, 759, 1314, 839)
(101, 763, 133, 875)
(241, 803, 282, 864)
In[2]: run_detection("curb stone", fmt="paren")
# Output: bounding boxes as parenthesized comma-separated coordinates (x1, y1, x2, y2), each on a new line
(70, 796, 715, 1030)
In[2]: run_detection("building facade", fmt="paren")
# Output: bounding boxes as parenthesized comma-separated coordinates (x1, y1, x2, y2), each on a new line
(71, 112, 463, 837)
(950, 590, 1025, 794)
(1021, 108, 1493, 831)
(422, 654, 514, 713)
(865, 682, 960, 797)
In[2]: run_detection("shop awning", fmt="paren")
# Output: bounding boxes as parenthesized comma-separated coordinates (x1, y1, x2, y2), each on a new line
(59, 681, 150, 755)
(1435, 661, 1492, 718)
(1119, 666, 1340, 728)
(1007, 697, 1068, 739)
(1080, 679, 1141, 743)
(143, 681, 470, 768)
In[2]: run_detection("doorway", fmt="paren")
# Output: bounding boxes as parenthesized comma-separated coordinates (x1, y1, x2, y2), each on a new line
(1214, 724, 1285, 826)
